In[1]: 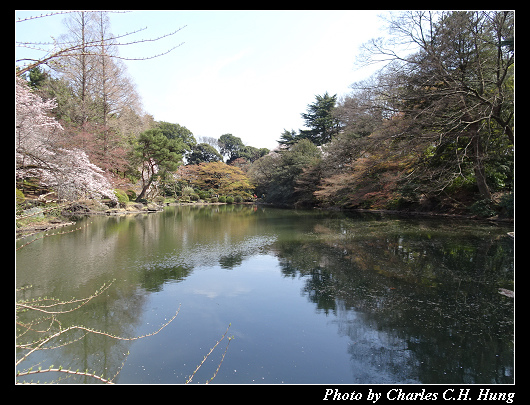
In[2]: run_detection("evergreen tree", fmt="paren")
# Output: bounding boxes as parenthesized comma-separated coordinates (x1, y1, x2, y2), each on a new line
(218, 133, 245, 163)
(133, 129, 184, 201)
(156, 121, 197, 150)
(278, 129, 299, 146)
(27, 66, 49, 89)
(187, 143, 223, 165)
(298, 92, 341, 146)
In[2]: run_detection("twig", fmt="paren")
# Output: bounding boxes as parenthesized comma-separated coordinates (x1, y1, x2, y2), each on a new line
(16, 222, 90, 251)
(186, 324, 233, 384)
(15, 305, 180, 368)
(16, 279, 113, 314)
(206, 333, 234, 384)
(16, 367, 116, 384)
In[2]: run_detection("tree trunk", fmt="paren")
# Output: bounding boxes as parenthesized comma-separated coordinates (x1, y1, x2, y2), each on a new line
(135, 160, 155, 202)
(136, 178, 152, 202)
(470, 123, 492, 201)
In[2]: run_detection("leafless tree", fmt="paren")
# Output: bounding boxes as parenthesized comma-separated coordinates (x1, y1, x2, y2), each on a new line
(197, 136, 221, 151)
(16, 10, 185, 77)
(17, 11, 169, 175)
(352, 11, 514, 200)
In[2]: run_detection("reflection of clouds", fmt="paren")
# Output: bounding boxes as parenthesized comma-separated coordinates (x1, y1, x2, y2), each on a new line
(193, 282, 253, 299)
(145, 235, 277, 271)
(18, 206, 513, 384)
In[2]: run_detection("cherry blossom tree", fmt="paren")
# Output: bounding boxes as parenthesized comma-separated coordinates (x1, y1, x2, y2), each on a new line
(16, 76, 116, 201)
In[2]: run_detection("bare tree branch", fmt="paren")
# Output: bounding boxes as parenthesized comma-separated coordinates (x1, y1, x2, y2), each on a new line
(15, 11, 186, 76)
(16, 10, 131, 23)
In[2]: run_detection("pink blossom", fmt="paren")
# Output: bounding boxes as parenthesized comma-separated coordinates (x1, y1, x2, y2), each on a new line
(16, 77, 116, 201)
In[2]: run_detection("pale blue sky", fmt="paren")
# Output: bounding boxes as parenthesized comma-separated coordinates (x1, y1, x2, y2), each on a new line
(16, 10, 387, 149)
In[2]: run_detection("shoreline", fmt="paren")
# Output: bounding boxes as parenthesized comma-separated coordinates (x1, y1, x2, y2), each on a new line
(256, 202, 514, 224)
(342, 207, 514, 223)
(16, 220, 76, 239)
(16, 200, 513, 239)
(16, 201, 256, 238)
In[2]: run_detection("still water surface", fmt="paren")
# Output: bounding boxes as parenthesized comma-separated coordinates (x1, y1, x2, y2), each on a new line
(16, 205, 514, 384)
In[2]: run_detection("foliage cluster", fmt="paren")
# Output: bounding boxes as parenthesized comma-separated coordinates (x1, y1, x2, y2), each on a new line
(249, 11, 514, 217)
(16, 12, 266, 206)
(16, 11, 513, 217)
(177, 161, 255, 201)
(17, 67, 263, 204)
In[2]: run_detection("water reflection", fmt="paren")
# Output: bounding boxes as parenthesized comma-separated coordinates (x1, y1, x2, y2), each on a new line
(273, 213, 514, 383)
(16, 205, 276, 383)
(16, 206, 513, 383)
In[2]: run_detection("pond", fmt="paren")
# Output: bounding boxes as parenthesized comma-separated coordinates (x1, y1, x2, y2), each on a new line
(16, 205, 514, 384)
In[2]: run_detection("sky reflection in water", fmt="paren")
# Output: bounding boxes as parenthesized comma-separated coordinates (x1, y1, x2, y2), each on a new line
(16, 206, 514, 384)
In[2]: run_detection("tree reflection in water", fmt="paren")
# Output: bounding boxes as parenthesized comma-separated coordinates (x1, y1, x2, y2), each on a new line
(16, 206, 513, 383)
(274, 213, 513, 383)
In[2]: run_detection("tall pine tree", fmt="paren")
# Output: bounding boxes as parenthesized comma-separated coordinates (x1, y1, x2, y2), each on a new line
(299, 92, 341, 146)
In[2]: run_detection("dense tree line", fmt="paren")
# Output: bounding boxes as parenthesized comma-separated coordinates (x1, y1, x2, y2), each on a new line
(16, 11, 513, 216)
(16, 11, 265, 203)
(249, 11, 514, 216)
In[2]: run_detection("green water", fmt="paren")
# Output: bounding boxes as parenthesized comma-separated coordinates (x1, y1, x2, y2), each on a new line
(16, 205, 514, 384)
